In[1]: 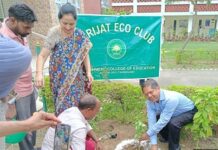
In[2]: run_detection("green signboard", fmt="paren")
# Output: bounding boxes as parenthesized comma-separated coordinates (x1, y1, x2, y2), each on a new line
(77, 15, 161, 80)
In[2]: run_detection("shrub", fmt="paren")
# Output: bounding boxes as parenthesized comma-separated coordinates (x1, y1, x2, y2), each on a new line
(168, 85, 218, 140)
(40, 77, 146, 124)
(41, 76, 54, 112)
(41, 77, 218, 141)
(92, 81, 146, 124)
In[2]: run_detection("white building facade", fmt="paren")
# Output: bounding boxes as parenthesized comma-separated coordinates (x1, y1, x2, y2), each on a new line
(111, 0, 218, 40)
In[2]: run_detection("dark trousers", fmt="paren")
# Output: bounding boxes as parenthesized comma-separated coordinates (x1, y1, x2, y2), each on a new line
(16, 89, 37, 150)
(158, 107, 197, 150)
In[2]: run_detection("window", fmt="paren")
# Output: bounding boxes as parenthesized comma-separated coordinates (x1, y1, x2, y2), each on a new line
(179, 20, 188, 28)
(205, 19, 210, 27)
(199, 19, 202, 28)
(173, 20, 177, 32)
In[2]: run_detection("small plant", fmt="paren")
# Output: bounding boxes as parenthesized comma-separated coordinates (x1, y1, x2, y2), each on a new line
(134, 121, 148, 150)
(134, 120, 147, 139)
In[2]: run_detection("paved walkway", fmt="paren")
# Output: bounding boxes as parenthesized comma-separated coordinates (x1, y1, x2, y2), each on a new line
(157, 69, 218, 87)
(112, 69, 218, 87)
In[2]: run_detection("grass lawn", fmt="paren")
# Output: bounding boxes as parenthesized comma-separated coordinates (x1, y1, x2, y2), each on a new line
(161, 41, 218, 69)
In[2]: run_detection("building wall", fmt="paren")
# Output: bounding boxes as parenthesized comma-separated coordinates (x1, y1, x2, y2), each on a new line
(138, 5, 161, 13)
(193, 16, 217, 37)
(165, 4, 189, 12)
(113, 6, 133, 13)
(0, 0, 21, 20)
(22, 0, 58, 55)
(164, 16, 189, 39)
(83, 0, 101, 14)
(111, 0, 218, 39)
(195, 4, 218, 11)
(165, 15, 217, 39)
(80, 0, 85, 13)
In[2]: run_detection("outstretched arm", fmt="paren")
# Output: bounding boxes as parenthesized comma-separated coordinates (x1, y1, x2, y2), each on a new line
(35, 47, 50, 88)
(84, 54, 93, 83)
(0, 111, 60, 137)
(87, 129, 103, 150)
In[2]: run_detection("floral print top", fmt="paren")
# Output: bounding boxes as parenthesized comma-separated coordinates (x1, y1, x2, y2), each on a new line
(44, 26, 92, 115)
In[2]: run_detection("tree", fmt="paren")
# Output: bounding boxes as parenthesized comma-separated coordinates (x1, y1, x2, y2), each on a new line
(165, 0, 212, 64)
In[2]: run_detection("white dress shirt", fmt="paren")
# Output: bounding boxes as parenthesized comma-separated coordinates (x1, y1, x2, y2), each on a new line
(41, 107, 92, 150)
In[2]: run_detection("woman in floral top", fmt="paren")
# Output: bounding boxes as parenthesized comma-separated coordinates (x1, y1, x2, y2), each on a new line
(35, 3, 93, 115)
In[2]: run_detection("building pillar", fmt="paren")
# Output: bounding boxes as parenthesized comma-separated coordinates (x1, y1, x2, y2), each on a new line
(80, 0, 85, 13)
(188, 1, 194, 35)
(188, 16, 193, 35)
(216, 16, 218, 30)
(189, 1, 194, 13)
(133, 0, 137, 14)
(161, 0, 165, 14)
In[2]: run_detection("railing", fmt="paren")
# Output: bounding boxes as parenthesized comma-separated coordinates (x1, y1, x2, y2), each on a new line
(161, 50, 218, 69)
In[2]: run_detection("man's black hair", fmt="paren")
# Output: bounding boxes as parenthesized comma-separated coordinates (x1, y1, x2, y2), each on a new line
(58, 3, 77, 20)
(8, 3, 37, 23)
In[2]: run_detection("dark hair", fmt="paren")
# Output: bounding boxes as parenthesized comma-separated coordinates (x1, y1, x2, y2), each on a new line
(8, 3, 37, 23)
(141, 79, 159, 89)
(58, 3, 77, 20)
(78, 94, 98, 110)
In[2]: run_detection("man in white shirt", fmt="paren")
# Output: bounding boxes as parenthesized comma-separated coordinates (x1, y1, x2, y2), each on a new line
(41, 94, 102, 150)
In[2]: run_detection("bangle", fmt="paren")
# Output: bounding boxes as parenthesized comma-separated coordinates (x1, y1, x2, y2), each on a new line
(87, 73, 92, 76)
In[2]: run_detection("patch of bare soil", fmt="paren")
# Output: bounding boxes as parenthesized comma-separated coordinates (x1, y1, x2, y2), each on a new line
(97, 120, 218, 150)
(97, 120, 136, 150)
(9, 120, 216, 150)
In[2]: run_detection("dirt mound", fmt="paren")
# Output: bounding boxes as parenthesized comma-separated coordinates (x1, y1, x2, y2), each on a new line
(97, 120, 135, 150)
(97, 120, 218, 150)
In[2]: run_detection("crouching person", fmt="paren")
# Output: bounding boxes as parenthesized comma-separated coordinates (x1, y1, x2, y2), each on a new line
(41, 94, 102, 150)
(140, 79, 197, 150)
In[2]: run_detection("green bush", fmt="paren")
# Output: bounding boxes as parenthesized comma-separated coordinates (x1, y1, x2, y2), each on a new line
(41, 76, 218, 141)
(41, 77, 146, 124)
(41, 76, 54, 112)
(92, 81, 146, 124)
(168, 85, 218, 140)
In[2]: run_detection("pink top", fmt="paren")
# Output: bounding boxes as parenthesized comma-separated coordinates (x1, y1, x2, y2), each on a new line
(0, 19, 33, 97)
